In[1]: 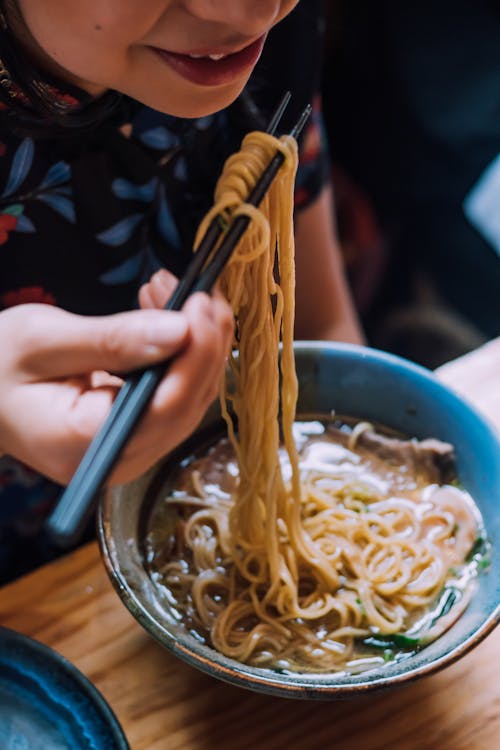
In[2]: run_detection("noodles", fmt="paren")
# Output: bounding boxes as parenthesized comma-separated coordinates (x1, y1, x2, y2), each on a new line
(147, 131, 485, 673)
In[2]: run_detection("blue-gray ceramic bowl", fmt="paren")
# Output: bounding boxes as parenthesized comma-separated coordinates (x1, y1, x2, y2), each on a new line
(0, 627, 129, 749)
(97, 342, 500, 700)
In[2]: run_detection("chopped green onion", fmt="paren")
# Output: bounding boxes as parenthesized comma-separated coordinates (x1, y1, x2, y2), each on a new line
(362, 634, 420, 651)
(466, 536, 487, 562)
(429, 588, 458, 627)
(356, 597, 366, 616)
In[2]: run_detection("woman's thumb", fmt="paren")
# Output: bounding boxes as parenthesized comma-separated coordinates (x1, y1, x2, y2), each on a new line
(15, 304, 190, 378)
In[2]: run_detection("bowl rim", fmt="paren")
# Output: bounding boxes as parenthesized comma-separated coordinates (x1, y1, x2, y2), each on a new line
(97, 341, 500, 699)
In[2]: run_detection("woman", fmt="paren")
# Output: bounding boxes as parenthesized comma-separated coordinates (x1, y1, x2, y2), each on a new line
(0, 0, 362, 580)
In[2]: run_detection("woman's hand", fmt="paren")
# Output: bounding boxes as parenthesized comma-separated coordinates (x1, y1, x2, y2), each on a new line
(0, 271, 234, 485)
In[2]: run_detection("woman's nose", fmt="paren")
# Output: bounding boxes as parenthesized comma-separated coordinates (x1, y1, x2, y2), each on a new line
(183, 0, 284, 36)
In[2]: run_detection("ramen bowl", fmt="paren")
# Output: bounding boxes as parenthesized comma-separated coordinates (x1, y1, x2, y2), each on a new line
(97, 342, 500, 699)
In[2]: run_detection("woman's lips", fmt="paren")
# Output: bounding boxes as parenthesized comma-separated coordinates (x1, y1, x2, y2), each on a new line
(151, 36, 266, 87)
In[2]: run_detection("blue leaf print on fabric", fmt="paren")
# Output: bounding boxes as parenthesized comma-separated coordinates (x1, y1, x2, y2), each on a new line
(194, 115, 215, 131)
(112, 177, 158, 203)
(173, 157, 188, 182)
(99, 251, 144, 285)
(39, 161, 71, 190)
(2, 138, 35, 198)
(39, 193, 76, 223)
(53, 184, 73, 197)
(157, 184, 180, 249)
(139, 127, 179, 151)
(97, 213, 144, 247)
(137, 247, 166, 293)
(15, 214, 35, 233)
(144, 244, 163, 276)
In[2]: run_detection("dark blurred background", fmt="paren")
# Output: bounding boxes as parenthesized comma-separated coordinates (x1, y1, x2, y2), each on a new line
(321, 0, 500, 368)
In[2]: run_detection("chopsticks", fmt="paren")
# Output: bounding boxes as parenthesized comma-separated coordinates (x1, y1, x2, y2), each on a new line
(46, 93, 311, 548)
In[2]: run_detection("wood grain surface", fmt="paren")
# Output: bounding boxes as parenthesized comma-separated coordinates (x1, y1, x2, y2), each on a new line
(1, 340, 499, 750)
(1, 541, 500, 750)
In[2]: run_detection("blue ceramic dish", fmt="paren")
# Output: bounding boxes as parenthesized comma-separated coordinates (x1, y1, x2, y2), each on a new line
(0, 627, 129, 749)
(98, 342, 500, 700)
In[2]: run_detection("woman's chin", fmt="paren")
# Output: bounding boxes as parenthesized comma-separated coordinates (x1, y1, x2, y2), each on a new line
(125, 79, 249, 120)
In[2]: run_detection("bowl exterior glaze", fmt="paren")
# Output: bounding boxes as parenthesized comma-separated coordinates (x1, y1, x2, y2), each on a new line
(97, 342, 500, 699)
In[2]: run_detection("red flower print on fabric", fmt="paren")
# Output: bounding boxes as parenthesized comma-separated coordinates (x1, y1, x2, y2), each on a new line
(44, 86, 80, 110)
(0, 213, 17, 244)
(0, 286, 56, 307)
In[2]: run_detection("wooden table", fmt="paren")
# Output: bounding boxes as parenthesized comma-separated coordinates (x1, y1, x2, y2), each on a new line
(1, 340, 499, 750)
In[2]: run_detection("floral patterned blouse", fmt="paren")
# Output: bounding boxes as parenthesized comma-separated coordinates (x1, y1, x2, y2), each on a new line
(0, 0, 329, 582)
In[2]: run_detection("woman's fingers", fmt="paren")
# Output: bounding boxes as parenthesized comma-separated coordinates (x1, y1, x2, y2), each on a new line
(4, 379, 119, 484)
(150, 294, 225, 411)
(53, 293, 231, 484)
(7, 304, 191, 379)
(139, 268, 178, 309)
(110, 293, 234, 483)
(0, 282, 234, 487)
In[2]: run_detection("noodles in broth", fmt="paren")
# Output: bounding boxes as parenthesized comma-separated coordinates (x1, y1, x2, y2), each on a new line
(146, 131, 487, 673)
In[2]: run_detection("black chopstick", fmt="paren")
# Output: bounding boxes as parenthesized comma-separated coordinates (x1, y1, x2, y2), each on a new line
(48, 92, 294, 484)
(46, 97, 310, 548)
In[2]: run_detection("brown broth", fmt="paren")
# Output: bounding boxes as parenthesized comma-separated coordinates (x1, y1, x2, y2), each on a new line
(145, 417, 488, 674)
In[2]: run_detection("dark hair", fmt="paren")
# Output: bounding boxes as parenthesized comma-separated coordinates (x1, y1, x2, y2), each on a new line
(0, 0, 122, 137)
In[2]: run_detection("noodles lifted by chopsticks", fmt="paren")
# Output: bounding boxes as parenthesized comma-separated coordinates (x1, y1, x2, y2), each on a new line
(155, 131, 481, 672)
(194, 130, 320, 593)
